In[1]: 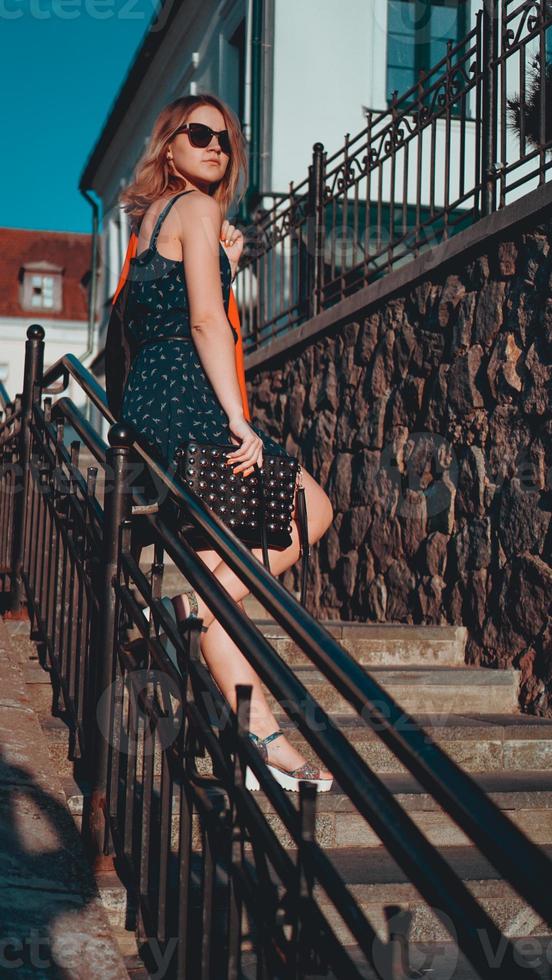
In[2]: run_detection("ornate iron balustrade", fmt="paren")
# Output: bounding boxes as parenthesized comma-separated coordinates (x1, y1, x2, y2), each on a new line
(1, 324, 552, 977)
(236, 0, 552, 355)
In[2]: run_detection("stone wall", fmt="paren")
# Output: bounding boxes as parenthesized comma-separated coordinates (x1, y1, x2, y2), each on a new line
(247, 214, 552, 715)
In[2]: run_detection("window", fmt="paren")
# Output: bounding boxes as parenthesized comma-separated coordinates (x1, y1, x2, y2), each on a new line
(387, 0, 470, 105)
(31, 274, 55, 308)
(20, 264, 62, 312)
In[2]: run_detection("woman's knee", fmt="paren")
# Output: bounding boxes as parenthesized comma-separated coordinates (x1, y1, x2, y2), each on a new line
(302, 474, 334, 543)
(312, 490, 334, 541)
(321, 491, 334, 533)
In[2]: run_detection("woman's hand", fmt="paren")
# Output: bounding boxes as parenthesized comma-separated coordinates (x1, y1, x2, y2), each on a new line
(226, 417, 263, 476)
(220, 220, 244, 279)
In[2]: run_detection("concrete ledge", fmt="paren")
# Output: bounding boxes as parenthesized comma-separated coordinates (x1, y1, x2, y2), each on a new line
(245, 180, 552, 372)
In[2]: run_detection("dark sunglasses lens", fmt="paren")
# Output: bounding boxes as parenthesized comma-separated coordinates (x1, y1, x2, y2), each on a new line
(219, 131, 231, 155)
(188, 123, 231, 155)
(188, 123, 212, 147)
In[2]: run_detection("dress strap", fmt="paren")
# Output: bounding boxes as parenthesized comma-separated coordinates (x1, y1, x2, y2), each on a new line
(150, 190, 195, 251)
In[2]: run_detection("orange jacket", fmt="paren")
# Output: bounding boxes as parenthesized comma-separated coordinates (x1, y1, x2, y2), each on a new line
(111, 230, 250, 421)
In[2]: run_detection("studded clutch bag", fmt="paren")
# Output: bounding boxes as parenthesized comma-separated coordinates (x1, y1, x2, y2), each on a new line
(174, 437, 310, 604)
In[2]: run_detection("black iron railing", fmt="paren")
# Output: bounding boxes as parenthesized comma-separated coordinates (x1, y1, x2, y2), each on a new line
(236, 0, 552, 354)
(0, 382, 20, 594)
(1, 324, 552, 978)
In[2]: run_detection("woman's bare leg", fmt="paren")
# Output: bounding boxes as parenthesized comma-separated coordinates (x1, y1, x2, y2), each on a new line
(173, 468, 333, 775)
(174, 468, 332, 624)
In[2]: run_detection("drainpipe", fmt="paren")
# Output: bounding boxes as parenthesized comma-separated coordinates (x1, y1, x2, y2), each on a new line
(240, 0, 253, 224)
(246, 0, 263, 216)
(79, 187, 101, 362)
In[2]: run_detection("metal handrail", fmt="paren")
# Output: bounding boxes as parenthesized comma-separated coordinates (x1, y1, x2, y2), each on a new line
(49, 355, 552, 877)
(8, 329, 552, 978)
(0, 381, 14, 414)
(126, 442, 552, 920)
(42, 352, 114, 424)
(47, 351, 552, 943)
(116, 542, 543, 980)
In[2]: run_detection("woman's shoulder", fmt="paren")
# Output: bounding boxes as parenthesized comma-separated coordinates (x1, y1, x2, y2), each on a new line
(172, 188, 222, 219)
(140, 187, 212, 223)
(172, 189, 223, 240)
(137, 190, 220, 244)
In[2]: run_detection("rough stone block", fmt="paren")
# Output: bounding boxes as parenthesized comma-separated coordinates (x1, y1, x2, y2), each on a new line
(473, 280, 506, 348)
(487, 333, 523, 398)
(447, 345, 485, 413)
(498, 478, 552, 559)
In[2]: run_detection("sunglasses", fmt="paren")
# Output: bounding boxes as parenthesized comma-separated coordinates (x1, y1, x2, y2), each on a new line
(173, 122, 231, 156)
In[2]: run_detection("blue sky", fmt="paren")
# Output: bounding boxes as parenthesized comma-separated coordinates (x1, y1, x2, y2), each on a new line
(0, 0, 160, 234)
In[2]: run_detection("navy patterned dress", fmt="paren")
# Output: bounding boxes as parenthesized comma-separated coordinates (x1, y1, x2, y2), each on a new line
(120, 190, 286, 470)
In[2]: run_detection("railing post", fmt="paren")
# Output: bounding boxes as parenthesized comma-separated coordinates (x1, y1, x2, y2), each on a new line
(83, 421, 133, 867)
(307, 142, 325, 319)
(481, 0, 499, 215)
(8, 324, 44, 617)
(292, 781, 322, 976)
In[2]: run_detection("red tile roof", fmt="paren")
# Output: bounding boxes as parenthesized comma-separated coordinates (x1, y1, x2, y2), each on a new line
(0, 228, 93, 320)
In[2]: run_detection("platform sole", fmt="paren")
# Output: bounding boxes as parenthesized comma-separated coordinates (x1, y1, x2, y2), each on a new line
(245, 764, 333, 793)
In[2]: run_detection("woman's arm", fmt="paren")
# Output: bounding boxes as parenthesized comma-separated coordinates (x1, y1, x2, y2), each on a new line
(175, 193, 262, 473)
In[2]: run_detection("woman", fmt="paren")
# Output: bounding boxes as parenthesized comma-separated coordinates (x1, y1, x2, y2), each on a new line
(117, 94, 334, 792)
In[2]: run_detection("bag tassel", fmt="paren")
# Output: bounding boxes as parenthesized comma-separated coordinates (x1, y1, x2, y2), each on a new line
(296, 468, 310, 607)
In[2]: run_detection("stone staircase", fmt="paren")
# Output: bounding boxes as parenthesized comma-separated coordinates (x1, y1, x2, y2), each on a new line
(251, 618, 552, 974)
(10, 603, 552, 978)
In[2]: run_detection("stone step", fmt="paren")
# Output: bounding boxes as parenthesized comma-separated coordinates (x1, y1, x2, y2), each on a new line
(157, 578, 468, 667)
(264, 665, 520, 716)
(241, 937, 552, 979)
(77, 826, 552, 977)
(65, 796, 552, 971)
(96, 850, 552, 978)
(277, 712, 552, 774)
(257, 621, 467, 667)
(248, 770, 552, 850)
(48, 710, 552, 782)
(63, 767, 552, 852)
(138, 568, 468, 666)
(304, 844, 552, 946)
(61, 773, 552, 960)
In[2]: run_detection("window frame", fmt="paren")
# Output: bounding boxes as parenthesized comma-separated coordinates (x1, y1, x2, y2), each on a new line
(20, 267, 63, 313)
(386, 0, 471, 111)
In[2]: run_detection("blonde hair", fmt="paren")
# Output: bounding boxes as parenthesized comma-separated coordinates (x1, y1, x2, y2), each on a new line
(120, 94, 248, 230)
